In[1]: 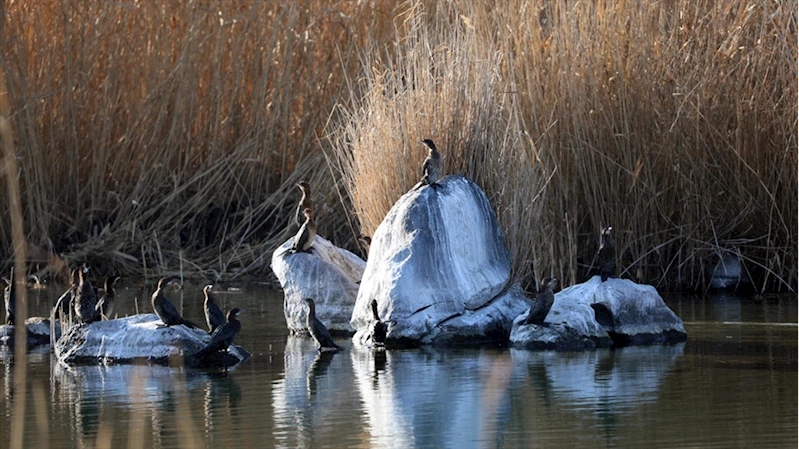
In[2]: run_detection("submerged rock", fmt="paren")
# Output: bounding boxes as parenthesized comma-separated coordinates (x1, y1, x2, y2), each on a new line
(55, 314, 250, 367)
(351, 175, 530, 346)
(271, 234, 365, 334)
(510, 276, 687, 350)
(706, 253, 751, 292)
(0, 317, 61, 348)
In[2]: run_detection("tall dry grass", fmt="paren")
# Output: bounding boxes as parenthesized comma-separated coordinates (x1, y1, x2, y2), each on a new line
(0, 0, 795, 292)
(330, 1, 797, 292)
(0, 1, 396, 281)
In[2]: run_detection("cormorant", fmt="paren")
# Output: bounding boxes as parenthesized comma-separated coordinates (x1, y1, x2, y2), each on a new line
(95, 276, 121, 320)
(74, 266, 100, 324)
(2, 268, 15, 325)
(525, 277, 558, 325)
(595, 226, 616, 282)
(193, 308, 242, 359)
(151, 277, 200, 329)
(203, 284, 225, 333)
(358, 235, 372, 253)
(291, 208, 317, 253)
(295, 181, 313, 227)
(303, 298, 341, 352)
(420, 139, 442, 186)
(370, 299, 387, 346)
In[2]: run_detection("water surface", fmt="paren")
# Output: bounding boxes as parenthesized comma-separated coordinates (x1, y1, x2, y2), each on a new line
(0, 283, 796, 448)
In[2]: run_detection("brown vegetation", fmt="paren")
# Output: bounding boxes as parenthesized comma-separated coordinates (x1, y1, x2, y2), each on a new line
(0, 1, 795, 292)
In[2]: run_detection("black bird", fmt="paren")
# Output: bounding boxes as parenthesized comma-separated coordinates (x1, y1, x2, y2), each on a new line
(2, 268, 15, 325)
(420, 139, 442, 186)
(151, 277, 200, 329)
(74, 266, 100, 324)
(370, 299, 387, 346)
(595, 226, 616, 282)
(203, 284, 225, 333)
(96, 276, 121, 320)
(52, 268, 81, 321)
(291, 208, 317, 253)
(303, 298, 341, 352)
(194, 308, 243, 359)
(295, 181, 314, 228)
(524, 277, 558, 325)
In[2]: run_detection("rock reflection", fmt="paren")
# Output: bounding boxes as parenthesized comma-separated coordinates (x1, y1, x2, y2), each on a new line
(50, 361, 241, 447)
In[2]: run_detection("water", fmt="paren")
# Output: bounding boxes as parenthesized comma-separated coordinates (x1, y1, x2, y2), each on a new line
(0, 283, 796, 448)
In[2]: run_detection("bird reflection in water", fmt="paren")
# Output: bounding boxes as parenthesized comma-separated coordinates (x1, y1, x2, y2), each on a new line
(306, 351, 336, 400)
(202, 370, 243, 438)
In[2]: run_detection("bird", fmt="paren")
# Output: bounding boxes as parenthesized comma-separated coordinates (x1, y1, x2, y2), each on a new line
(295, 181, 314, 228)
(370, 299, 387, 346)
(151, 277, 200, 329)
(74, 266, 100, 324)
(420, 139, 442, 186)
(291, 208, 317, 253)
(524, 277, 558, 325)
(303, 298, 341, 352)
(2, 268, 15, 326)
(594, 226, 616, 282)
(203, 284, 225, 334)
(193, 308, 243, 359)
(95, 275, 121, 320)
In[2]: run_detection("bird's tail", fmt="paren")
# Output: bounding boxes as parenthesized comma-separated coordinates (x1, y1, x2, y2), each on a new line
(181, 318, 200, 330)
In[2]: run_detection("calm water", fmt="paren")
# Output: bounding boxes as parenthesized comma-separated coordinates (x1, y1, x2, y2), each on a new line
(0, 283, 796, 448)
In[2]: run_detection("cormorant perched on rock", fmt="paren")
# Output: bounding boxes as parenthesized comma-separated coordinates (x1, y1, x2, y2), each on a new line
(291, 208, 317, 253)
(524, 277, 558, 325)
(594, 226, 616, 282)
(2, 268, 15, 325)
(193, 308, 242, 359)
(74, 267, 100, 324)
(151, 277, 200, 329)
(295, 181, 314, 227)
(203, 284, 225, 333)
(420, 139, 442, 186)
(370, 299, 387, 346)
(303, 298, 341, 352)
(96, 276, 121, 320)
(52, 268, 81, 321)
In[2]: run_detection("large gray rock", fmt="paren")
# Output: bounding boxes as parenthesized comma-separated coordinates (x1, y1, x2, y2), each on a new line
(510, 276, 687, 350)
(55, 314, 250, 367)
(0, 317, 61, 348)
(272, 234, 365, 334)
(351, 175, 530, 346)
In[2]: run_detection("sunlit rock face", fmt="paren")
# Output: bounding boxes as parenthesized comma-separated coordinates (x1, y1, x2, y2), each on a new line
(55, 314, 250, 367)
(0, 317, 61, 347)
(351, 175, 530, 346)
(510, 276, 687, 350)
(272, 235, 365, 334)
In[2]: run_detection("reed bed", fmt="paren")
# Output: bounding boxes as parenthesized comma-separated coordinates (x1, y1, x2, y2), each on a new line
(0, 1, 394, 281)
(331, 0, 797, 292)
(0, 0, 795, 292)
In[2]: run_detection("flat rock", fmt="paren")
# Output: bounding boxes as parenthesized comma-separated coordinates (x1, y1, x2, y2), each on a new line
(510, 276, 687, 350)
(271, 234, 365, 334)
(0, 317, 61, 348)
(55, 314, 250, 367)
(351, 175, 530, 346)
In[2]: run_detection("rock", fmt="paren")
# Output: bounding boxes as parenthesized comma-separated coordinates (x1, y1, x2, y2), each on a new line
(0, 317, 61, 348)
(706, 253, 751, 292)
(510, 276, 687, 350)
(271, 234, 365, 334)
(351, 175, 530, 346)
(55, 314, 250, 367)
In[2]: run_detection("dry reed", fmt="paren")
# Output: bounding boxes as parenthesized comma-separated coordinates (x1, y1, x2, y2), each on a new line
(329, 1, 797, 292)
(0, 0, 795, 293)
